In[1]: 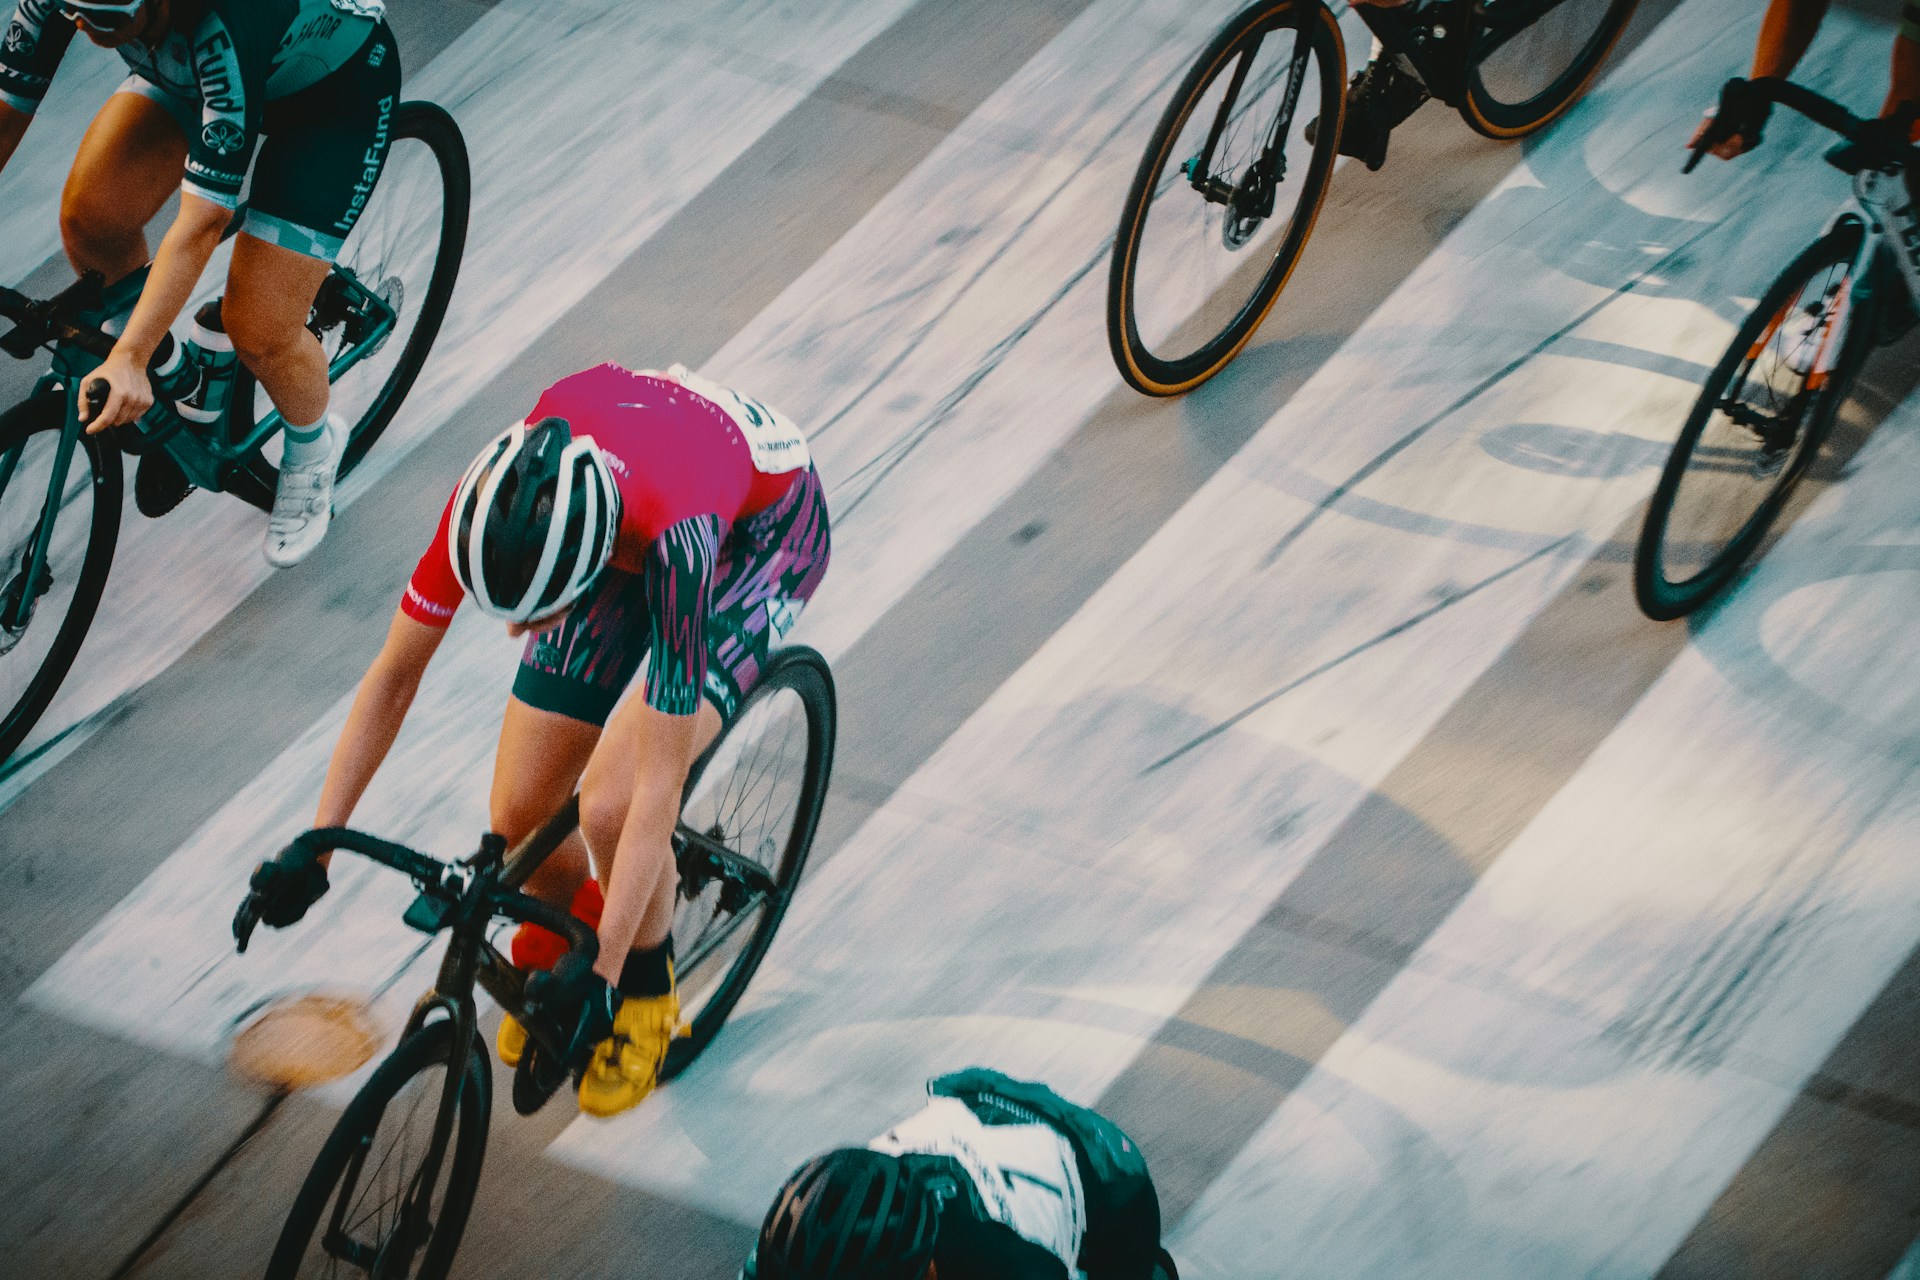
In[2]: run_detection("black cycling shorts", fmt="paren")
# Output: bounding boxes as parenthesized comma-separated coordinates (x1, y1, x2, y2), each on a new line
(125, 21, 400, 261)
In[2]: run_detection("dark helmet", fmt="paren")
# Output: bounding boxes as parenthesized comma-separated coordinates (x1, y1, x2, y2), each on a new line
(755, 1148, 939, 1280)
(449, 416, 619, 623)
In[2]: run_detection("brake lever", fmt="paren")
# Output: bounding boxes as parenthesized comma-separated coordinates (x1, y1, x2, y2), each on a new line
(233, 894, 262, 953)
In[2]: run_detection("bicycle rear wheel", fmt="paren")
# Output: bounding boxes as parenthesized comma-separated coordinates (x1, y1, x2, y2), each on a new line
(1107, 0, 1346, 397)
(225, 101, 471, 510)
(0, 392, 121, 763)
(1634, 221, 1875, 620)
(663, 645, 836, 1078)
(1461, 0, 1639, 137)
(265, 1020, 490, 1280)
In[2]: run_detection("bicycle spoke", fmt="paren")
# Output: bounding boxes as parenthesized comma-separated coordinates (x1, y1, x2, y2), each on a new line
(676, 684, 809, 1009)
(1125, 17, 1328, 369)
(1660, 262, 1852, 585)
(247, 129, 449, 470)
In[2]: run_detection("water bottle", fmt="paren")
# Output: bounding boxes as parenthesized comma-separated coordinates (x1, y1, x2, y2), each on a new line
(152, 299, 237, 426)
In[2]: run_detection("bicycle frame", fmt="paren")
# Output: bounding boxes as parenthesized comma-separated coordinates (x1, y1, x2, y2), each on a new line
(1183, 0, 1584, 209)
(46, 262, 398, 490)
(242, 787, 786, 1267)
(0, 255, 395, 632)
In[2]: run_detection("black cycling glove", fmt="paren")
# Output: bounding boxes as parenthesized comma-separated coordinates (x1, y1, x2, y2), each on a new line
(1710, 78, 1773, 155)
(243, 860, 331, 929)
(523, 955, 619, 1071)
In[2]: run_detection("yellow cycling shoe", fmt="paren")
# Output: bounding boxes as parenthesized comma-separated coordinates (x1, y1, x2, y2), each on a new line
(497, 1012, 528, 1068)
(576, 990, 686, 1118)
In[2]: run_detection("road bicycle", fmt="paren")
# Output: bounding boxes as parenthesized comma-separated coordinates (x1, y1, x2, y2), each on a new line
(0, 100, 469, 762)
(232, 645, 835, 1279)
(1634, 79, 1920, 620)
(1107, 0, 1638, 396)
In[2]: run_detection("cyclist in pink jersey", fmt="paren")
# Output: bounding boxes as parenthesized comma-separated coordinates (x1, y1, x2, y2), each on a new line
(267, 362, 830, 1117)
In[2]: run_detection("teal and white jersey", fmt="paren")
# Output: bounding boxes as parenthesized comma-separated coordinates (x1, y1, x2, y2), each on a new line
(0, 0, 389, 208)
(871, 1095, 1089, 1275)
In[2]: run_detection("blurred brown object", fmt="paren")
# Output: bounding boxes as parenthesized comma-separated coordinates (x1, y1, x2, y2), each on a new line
(229, 994, 382, 1091)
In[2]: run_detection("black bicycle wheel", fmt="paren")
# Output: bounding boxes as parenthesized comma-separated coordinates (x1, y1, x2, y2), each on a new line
(1107, 0, 1346, 397)
(1635, 221, 1875, 620)
(663, 645, 836, 1078)
(1461, 0, 1639, 137)
(0, 391, 121, 763)
(227, 101, 471, 510)
(266, 1020, 491, 1280)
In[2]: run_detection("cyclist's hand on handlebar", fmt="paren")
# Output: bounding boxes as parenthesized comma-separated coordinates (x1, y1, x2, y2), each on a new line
(523, 955, 616, 1071)
(232, 859, 331, 952)
(81, 346, 153, 433)
(1686, 80, 1771, 169)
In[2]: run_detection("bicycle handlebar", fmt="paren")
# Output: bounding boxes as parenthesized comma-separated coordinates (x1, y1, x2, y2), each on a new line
(0, 275, 116, 361)
(232, 825, 599, 964)
(1688, 77, 1918, 173)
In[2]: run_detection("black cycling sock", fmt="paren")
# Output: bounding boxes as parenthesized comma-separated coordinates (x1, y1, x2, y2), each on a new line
(617, 937, 675, 998)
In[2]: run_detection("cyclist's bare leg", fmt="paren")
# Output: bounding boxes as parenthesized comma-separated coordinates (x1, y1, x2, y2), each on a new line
(578, 692, 723, 979)
(223, 233, 333, 428)
(60, 92, 186, 285)
(490, 696, 601, 906)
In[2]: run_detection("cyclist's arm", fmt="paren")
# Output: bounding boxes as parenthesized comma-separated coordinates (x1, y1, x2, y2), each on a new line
(84, 191, 230, 430)
(313, 609, 448, 830)
(1749, 0, 1830, 81)
(0, 100, 26, 171)
(588, 517, 721, 985)
(0, 1, 71, 173)
(1688, 0, 1831, 159)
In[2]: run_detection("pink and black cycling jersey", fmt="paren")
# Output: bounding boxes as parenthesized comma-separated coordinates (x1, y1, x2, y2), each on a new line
(403, 363, 828, 720)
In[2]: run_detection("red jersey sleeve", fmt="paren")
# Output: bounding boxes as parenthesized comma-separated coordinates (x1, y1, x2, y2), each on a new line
(400, 490, 463, 627)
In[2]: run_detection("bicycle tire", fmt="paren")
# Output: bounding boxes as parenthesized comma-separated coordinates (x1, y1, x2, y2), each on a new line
(662, 645, 836, 1078)
(1107, 0, 1346, 397)
(229, 101, 471, 511)
(1634, 221, 1875, 620)
(265, 1020, 491, 1280)
(1460, 0, 1639, 138)
(0, 391, 122, 762)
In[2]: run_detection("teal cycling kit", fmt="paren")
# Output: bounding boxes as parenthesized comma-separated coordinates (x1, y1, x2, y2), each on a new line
(745, 1070, 1166, 1280)
(0, 0, 400, 260)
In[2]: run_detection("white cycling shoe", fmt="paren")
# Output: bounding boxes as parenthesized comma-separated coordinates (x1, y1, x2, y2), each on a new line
(264, 416, 346, 569)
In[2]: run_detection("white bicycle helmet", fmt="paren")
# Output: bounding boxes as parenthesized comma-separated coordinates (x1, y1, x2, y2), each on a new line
(449, 417, 620, 623)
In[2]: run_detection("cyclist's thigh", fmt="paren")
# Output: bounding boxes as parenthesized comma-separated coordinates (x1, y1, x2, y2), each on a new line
(62, 83, 190, 237)
(702, 467, 831, 721)
(492, 695, 603, 840)
(581, 667, 724, 834)
(223, 232, 331, 352)
(244, 23, 400, 263)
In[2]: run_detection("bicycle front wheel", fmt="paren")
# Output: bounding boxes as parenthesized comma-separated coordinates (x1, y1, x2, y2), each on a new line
(0, 392, 121, 763)
(1461, 0, 1639, 137)
(1634, 221, 1875, 620)
(1107, 0, 1346, 397)
(265, 1020, 491, 1280)
(664, 645, 836, 1078)
(228, 101, 471, 510)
